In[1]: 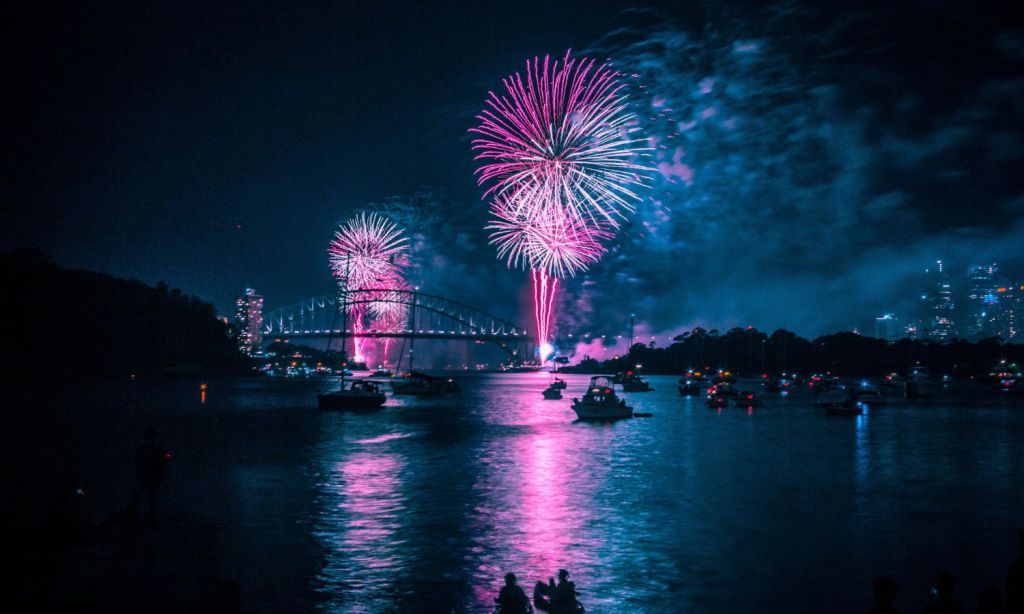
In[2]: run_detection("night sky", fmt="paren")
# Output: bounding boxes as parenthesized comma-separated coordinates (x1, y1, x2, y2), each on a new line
(6, 0, 1023, 341)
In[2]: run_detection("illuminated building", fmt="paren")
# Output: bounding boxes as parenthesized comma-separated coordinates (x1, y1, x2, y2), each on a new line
(965, 263, 999, 338)
(235, 288, 264, 356)
(991, 284, 1022, 341)
(921, 260, 955, 341)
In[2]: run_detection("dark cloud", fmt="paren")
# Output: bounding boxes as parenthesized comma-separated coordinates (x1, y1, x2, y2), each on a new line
(544, 1, 1024, 340)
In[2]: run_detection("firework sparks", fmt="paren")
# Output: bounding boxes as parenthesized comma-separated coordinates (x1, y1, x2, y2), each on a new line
(328, 212, 409, 362)
(471, 50, 649, 229)
(471, 51, 650, 353)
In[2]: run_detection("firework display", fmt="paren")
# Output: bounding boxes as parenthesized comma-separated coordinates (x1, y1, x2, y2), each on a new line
(471, 51, 649, 355)
(328, 212, 410, 363)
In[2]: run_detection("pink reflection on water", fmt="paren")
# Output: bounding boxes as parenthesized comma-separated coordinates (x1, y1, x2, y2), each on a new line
(316, 448, 406, 607)
(517, 430, 580, 572)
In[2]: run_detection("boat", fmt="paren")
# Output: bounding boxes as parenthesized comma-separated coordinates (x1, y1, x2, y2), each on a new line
(705, 383, 737, 408)
(497, 362, 543, 373)
(705, 393, 730, 408)
(542, 386, 563, 400)
(317, 379, 386, 411)
(906, 366, 935, 398)
(678, 379, 703, 396)
(734, 390, 763, 407)
(549, 377, 567, 390)
(854, 388, 887, 406)
(316, 257, 386, 411)
(371, 368, 393, 377)
(763, 377, 791, 393)
(813, 388, 850, 407)
(620, 373, 653, 392)
(825, 399, 863, 416)
(391, 370, 461, 396)
(571, 376, 633, 420)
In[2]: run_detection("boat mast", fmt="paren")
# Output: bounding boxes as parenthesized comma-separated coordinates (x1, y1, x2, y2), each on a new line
(340, 256, 350, 385)
(408, 287, 417, 373)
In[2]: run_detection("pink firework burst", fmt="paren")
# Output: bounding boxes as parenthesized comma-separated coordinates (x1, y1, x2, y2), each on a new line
(471, 50, 649, 229)
(328, 212, 408, 290)
(487, 189, 611, 277)
(328, 212, 409, 362)
(471, 51, 649, 354)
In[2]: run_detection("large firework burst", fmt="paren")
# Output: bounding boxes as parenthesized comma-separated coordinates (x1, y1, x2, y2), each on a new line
(471, 51, 649, 354)
(471, 50, 649, 230)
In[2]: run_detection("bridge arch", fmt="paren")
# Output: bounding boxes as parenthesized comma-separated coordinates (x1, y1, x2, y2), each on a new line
(261, 289, 532, 345)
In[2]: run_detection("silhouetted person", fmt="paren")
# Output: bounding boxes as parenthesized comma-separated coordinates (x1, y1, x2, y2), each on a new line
(1008, 530, 1024, 614)
(924, 570, 964, 614)
(551, 569, 580, 613)
(131, 426, 169, 525)
(495, 573, 532, 614)
(869, 576, 900, 614)
(977, 584, 1003, 614)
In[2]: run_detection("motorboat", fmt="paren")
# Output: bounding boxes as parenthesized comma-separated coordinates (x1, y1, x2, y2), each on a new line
(705, 394, 730, 409)
(317, 379, 386, 411)
(825, 399, 863, 416)
(549, 377, 567, 390)
(542, 385, 563, 400)
(620, 373, 653, 392)
(854, 389, 887, 406)
(571, 376, 633, 420)
(391, 370, 461, 396)
(763, 377, 791, 393)
(814, 388, 850, 407)
(734, 390, 763, 407)
(705, 383, 736, 408)
(371, 368, 393, 377)
(906, 366, 934, 398)
(678, 379, 703, 396)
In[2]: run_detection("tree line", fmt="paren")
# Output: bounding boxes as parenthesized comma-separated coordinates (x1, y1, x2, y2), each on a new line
(563, 327, 1021, 377)
(2, 250, 248, 377)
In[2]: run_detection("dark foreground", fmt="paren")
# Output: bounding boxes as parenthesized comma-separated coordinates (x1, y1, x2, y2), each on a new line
(11, 374, 1024, 612)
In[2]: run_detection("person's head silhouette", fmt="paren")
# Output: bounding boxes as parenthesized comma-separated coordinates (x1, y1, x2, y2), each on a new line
(504, 573, 517, 586)
(935, 570, 955, 599)
(873, 576, 897, 606)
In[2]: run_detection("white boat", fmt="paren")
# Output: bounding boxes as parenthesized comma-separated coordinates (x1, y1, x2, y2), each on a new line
(571, 376, 633, 420)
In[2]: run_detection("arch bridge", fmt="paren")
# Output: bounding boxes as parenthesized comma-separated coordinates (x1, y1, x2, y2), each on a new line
(262, 289, 532, 345)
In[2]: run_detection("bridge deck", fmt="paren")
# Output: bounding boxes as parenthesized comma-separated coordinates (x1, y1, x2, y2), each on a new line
(269, 330, 532, 342)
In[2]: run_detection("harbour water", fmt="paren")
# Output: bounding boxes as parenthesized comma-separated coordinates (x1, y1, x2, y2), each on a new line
(24, 374, 1024, 612)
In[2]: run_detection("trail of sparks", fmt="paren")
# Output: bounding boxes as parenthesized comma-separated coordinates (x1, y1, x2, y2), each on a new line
(531, 269, 558, 357)
(471, 50, 650, 354)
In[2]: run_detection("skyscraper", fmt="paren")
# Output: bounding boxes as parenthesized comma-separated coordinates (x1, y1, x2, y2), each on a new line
(965, 263, 999, 338)
(922, 260, 955, 341)
(235, 288, 264, 356)
(991, 283, 1022, 341)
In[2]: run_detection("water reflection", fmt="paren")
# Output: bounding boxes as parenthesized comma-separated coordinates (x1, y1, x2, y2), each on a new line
(468, 381, 613, 610)
(314, 425, 408, 612)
